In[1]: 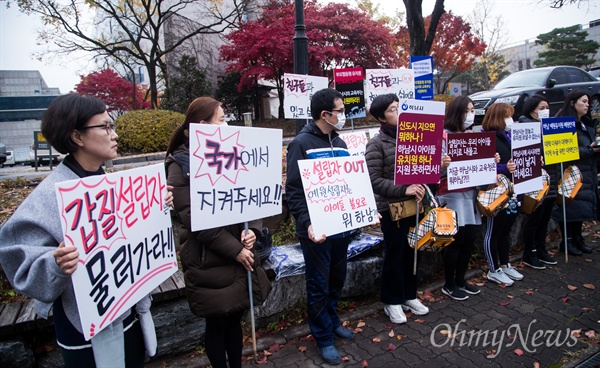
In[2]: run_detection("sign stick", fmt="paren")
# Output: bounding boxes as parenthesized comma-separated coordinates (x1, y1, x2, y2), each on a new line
(413, 201, 419, 275)
(560, 163, 568, 264)
(245, 222, 258, 361)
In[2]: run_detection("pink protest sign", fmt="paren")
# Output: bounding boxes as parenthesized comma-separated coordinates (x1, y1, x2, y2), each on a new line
(55, 164, 177, 341)
(446, 132, 497, 190)
(394, 100, 445, 185)
(512, 122, 543, 194)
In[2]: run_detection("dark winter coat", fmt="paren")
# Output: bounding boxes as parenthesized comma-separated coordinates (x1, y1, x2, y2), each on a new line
(365, 129, 416, 213)
(165, 144, 269, 318)
(552, 116, 599, 221)
(285, 121, 350, 239)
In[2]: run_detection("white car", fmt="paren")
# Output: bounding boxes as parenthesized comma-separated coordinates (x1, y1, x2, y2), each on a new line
(30, 142, 66, 166)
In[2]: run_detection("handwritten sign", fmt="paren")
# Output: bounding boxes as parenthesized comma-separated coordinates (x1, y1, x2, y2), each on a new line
(339, 131, 369, 156)
(410, 56, 434, 100)
(512, 122, 543, 194)
(298, 156, 378, 237)
(446, 132, 497, 190)
(283, 73, 328, 119)
(189, 124, 283, 231)
(365, 69, 415, 108)
(542, 116, 579, 165)
(55, 164, 177, 341)
(394, 99, 444, 185)
(334, 67, 366, 118)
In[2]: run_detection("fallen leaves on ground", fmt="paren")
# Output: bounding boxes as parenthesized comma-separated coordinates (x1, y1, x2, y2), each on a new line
(567, 285, 578, 291)
(562, 296, 571, 303)
(372, 337, 381, 343)
(388, 329, 395, 337)
(525, 290, 534, 295)
(298, 346, 307, 353)
(269, 343, 279, 353)
(362, 359, 369, 367)
(357, 321, 366, 328)
(387, 343, 396, 351)
(507, 294, 515, 299)
(534, 362, 541, 368)
(585, 330, 596, 339)
(571, 329, 582, 338)
(486, 349, 497, 357)
(583, 283, 596, 290)
(499, 302, 510, 306)
(585, 258, 593, 262)
(255, 355, 268, 364)
(415, 319, 425, 324)
(514, 348, 524, 356)
(342, 357, 350, 361)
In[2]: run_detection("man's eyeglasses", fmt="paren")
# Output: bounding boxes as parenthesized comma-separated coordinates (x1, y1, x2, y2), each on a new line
(327, 108, 345, 115)
(385, 107, 399, 114)
(80, 121, 116, 135)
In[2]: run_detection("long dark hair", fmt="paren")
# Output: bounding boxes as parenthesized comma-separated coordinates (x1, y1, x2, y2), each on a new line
(166, 97, 221, 155)
(556, 90, 591, 120)
(444, 96, 473, 132)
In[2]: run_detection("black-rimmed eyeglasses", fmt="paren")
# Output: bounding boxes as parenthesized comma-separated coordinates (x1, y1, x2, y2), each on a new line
(80, 121, 116, 135)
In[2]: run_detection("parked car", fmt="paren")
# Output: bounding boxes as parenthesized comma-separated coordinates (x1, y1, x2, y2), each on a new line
(469, 66, 600, 125)
(1, 150, 14, 167)
(589, 67, 600, 80)
(0, 142, 6, 166)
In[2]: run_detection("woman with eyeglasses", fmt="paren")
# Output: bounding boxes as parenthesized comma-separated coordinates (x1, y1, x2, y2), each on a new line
(165, 97, 271, 368)
(365, 93, 449, 324)
(0, 93, 173, 367)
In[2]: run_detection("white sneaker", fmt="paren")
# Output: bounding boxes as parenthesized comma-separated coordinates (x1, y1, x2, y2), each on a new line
(503, 263, 524, 281)
(384, 304, 407, 324)
(402, 299, 430, 315)
(487, 268, 514, 286)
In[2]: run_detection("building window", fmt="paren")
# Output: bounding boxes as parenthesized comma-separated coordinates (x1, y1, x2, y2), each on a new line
(518, 60, 523, 71)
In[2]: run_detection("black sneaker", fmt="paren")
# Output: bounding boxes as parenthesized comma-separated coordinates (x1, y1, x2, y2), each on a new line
(442, 286, 469, 301)
(523, 254, 546, 270)
(537, 251, 557, 265)
(458, 283, 481, 295)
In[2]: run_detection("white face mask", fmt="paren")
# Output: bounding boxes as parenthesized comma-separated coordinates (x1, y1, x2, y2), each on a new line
(505, 117, 514, 131)
(327, 112, 346, 130)
(464, 113, 475, 128)
(537, 109, 550, 120)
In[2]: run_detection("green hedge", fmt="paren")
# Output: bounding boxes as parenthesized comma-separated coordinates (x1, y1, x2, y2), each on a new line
(115, 110, 184, 153)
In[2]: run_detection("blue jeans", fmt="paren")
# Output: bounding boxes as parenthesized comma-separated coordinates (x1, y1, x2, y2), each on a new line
(300, 236, 350, 348)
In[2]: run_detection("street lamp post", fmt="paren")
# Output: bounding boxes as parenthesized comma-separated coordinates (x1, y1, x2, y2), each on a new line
(293, 0, 308, 135)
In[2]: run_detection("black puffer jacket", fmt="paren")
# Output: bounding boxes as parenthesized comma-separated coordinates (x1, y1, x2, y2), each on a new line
(365, 130, 416, 213)
(165, 144, 270, 317)
(552, 115, 599, 221)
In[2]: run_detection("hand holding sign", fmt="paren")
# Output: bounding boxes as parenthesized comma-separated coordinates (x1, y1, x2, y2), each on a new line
(53, 242, 79, 275)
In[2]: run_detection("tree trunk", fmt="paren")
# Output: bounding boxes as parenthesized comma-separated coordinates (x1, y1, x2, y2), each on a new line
(403, 0, 446, 56)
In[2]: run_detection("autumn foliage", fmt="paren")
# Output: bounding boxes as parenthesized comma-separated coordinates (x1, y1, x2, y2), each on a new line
(397, 11, 486, 93)
(75, 69, 149, 117)
(220, 0, 399, 118)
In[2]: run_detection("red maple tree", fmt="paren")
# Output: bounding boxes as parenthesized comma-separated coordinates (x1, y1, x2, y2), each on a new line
(75, 69, 149, 117)
(397, 11, 486, 93)
(220, 0, 398, 118)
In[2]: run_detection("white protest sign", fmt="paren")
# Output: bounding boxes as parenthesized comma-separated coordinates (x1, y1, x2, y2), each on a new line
(446, 132, 497, 190)
(283, 73, 329, 119)
(298, 156, 378, 237)
(512, 122, 543, 194)
(55, 164, 177, 341)
(189, 124, 283, 231)
(339, 131, 369, 156)
(365, 69, 415, 108)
